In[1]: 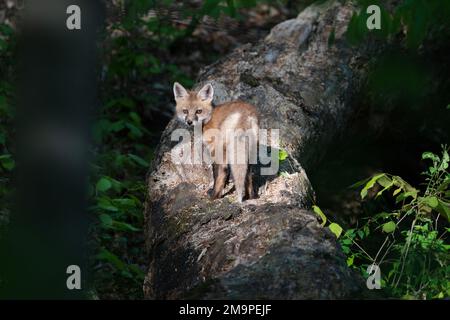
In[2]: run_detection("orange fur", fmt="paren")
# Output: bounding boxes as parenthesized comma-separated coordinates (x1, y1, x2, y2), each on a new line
(173, 82, 259, 202)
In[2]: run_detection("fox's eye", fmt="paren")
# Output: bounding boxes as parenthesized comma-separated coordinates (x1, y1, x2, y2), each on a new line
(183, 109, 188, 114)
(196, 109, 202, 114)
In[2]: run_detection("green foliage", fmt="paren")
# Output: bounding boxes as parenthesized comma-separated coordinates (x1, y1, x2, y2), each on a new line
(278, 148, 288, 161)
(313, 205, 327, 226)
(0, 154, 14, 171)
(342, 146, 450, 299)
(329, 222, 343, 238)
(312, 205, 344, 238)
(346, 0, 450, 48)
(90, 140, 153, 297)
(96, 248, 145, 281)
(0, 22, 16, 233)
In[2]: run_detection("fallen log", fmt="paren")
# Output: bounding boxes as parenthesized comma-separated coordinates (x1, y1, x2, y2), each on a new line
(143, 0, 372, 299)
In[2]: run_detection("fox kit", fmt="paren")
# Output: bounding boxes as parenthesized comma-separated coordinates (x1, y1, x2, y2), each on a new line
(173, 82, 259, 202)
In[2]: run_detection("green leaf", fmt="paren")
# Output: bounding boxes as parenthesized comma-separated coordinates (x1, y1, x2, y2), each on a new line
(434, 292, 445, 299)
(125, 122, 143, 138)
(361, 173, 385, 199)
(278, 149, 288, 161)
(347, 255, 355, 267)
(279, 171, 290, 178)
(99, 214, 113, 228)
(377, 176, 392, 188)
(329, 223, 343, 238)
(422, 196, 439, 208)
(225, 0, 236, 17)
(128, 264, 145, 280)
(312, 205, 327, 227)
(112, 221, 140, 232)
(113, 198, 138, 208)
(346, 12, 366, 45)
(436, 199, 450, 222)
(116, 97, 135, 109)
(422, 151, 439, 162)
(376, 178, 394, 198)
(395, 190, 418, 203)
(236, 0, 257, 8)
(134, 55, 147, 67)
(96, 177, 112, 192)
(373, 211, 393, 221)
(201, 0, 222, 15)
(0, 154, 15, 171)
(96, 248, 127, 271)
(363, 225, 370, 237)
(129, 112, 141, 124)
(341, 238, 352, 245)
(440, 149, 449, 171)
(349, 177, 371, 189)
(110, 121, 125, 132)
(128, 154, 149, 167)
(357, 230, 365, 239)
(382, 221, 396, 233)
(97, 199, 119, 212)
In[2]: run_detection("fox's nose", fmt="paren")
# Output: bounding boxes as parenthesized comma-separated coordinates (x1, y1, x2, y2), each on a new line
(187, 120, 193, 125)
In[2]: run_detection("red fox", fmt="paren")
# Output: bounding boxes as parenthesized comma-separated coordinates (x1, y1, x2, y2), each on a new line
(173, 82, 259, 202)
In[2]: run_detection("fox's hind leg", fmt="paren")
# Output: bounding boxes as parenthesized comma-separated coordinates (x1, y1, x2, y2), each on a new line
(245, 165, 256, 199)
(211, 163, 228, 200)
(230, 164, 247, 203)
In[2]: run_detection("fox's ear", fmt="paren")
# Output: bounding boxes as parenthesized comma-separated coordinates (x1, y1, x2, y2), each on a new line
(197, 83, 214, 103)
(173, 82, 189, 101)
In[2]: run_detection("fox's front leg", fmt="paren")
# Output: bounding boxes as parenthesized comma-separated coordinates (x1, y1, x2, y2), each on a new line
(211, 163, 228, 200)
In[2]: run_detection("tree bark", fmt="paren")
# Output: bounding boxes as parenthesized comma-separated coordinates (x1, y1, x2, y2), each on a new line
(144, 0, 371, 299)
